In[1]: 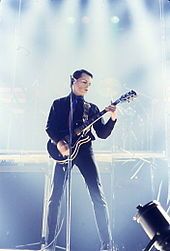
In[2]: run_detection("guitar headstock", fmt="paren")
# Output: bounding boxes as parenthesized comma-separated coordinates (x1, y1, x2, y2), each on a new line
(112, 90, 137, 105)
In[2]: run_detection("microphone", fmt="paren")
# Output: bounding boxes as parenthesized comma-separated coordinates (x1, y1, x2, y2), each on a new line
(70, 75, 76, 86)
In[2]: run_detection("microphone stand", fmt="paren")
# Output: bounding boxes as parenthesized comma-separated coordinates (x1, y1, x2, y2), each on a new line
(52, 76, 74, 251)
(65, 76, 74, 251)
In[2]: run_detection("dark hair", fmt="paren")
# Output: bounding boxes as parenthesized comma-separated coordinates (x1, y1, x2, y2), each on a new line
(72, 69, 93, 80)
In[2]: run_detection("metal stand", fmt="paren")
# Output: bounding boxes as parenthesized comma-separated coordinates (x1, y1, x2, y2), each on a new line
(44, 76, 74, 251)
(65, 77, 74, 251)
(53, 76, 74, 251)
(65, 158, 73, 251)
(143, 235, 157, 251)
(16, 237, 45, 249)
(52, 162, 73, 251)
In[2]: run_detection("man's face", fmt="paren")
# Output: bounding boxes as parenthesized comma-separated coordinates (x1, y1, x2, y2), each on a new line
(72, 73, 92, 96)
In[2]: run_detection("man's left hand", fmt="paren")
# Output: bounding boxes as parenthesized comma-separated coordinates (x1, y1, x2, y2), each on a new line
(105, 105, 117, 121)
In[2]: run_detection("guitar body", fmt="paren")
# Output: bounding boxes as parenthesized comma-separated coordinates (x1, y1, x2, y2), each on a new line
(47, 133, 91, 164)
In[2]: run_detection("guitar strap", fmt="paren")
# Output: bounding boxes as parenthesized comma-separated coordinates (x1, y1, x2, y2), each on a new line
(83, 101, 91, 122)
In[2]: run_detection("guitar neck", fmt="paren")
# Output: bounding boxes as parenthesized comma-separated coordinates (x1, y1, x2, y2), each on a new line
(74, 98, 120, 135)
(70, 89, 137, 137)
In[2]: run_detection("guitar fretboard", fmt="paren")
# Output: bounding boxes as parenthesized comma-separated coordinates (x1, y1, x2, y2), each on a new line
(74, 98, 121, 135)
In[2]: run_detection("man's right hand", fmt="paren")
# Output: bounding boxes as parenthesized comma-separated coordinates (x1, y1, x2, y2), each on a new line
(57, 140, 70, 157)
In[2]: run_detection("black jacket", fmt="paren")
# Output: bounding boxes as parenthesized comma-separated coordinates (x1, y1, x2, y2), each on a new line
(46, 94, 117, 144)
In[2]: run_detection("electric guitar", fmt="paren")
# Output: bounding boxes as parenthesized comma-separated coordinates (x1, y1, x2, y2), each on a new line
(47, 90, 137, 164)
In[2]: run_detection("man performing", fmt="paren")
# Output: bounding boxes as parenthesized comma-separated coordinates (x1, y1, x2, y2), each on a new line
(45, 69, 117, 251)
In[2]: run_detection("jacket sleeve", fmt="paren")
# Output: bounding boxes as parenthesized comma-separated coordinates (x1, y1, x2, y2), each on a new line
(92, 104, 117, 139)
(46, 100, 62, 143)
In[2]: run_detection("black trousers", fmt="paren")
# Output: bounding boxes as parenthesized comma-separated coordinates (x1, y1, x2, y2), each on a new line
(46, 144, 112, 247)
